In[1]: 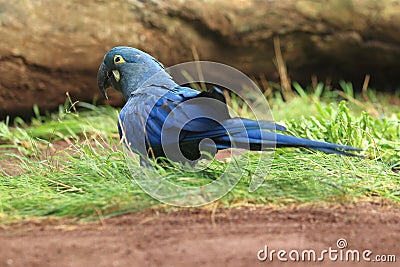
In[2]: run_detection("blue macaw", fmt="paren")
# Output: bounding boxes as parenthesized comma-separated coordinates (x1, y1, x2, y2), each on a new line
(97, 46, 360, 163)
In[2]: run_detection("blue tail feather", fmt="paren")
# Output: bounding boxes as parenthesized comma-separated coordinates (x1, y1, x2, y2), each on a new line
(181, 118, 361, 156)
(182, 118, 285, 141)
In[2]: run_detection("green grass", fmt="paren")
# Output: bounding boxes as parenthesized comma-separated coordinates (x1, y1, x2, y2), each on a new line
(0, 84, 399, 222)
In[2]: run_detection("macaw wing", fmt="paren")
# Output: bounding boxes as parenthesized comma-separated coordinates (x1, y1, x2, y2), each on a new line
(148, 86, 231, 133)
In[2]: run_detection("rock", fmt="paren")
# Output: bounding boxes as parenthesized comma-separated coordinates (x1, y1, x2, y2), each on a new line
(1, 0, 400, 119)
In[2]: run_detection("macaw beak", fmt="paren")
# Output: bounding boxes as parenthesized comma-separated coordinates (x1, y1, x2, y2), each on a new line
(97, 62, 111, 99)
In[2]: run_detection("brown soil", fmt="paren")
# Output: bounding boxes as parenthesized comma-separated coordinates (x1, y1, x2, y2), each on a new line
(1, 202, 399, 267)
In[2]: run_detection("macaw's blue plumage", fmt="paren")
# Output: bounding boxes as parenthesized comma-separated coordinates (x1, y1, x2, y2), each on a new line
(97, 46, 361, 163)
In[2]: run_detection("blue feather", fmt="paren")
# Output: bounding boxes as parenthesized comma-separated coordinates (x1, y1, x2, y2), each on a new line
(98, 46, 362, 162)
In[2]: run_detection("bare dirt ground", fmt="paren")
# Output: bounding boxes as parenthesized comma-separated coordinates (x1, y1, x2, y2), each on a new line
(1, 202, 399, 267)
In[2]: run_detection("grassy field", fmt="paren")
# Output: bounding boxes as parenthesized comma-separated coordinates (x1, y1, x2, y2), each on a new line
(0, 82, 399, 222)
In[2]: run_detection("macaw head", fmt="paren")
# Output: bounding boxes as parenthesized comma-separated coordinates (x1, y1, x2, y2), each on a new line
(97, 46, 165, 99)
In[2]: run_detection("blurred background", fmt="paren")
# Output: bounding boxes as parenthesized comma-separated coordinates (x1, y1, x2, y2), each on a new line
(1, 0, 400, 120)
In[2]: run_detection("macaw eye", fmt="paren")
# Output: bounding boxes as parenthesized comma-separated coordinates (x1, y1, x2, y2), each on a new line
(114, 55, 126, 65)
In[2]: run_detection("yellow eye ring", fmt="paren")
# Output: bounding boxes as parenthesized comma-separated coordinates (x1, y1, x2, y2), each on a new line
(114, 55, 126, 65)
